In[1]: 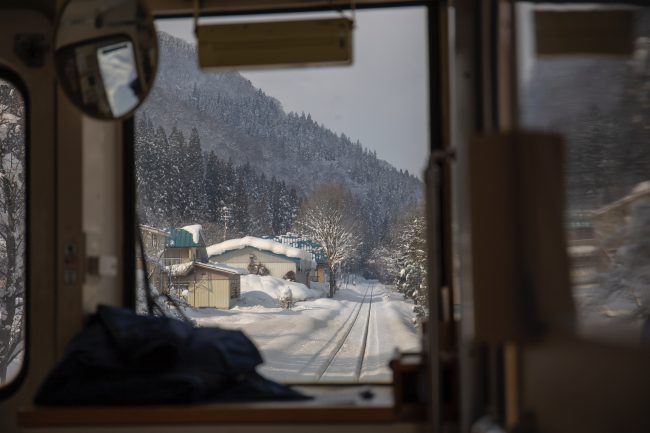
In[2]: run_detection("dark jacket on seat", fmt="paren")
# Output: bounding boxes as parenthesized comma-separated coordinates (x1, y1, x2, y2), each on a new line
(35, 305, 308, 405)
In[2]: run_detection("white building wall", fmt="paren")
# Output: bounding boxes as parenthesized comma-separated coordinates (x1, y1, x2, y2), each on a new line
(211, 247, 300, 279)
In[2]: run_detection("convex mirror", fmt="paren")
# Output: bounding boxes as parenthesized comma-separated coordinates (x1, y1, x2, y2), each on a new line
(55, 0, 158, 120)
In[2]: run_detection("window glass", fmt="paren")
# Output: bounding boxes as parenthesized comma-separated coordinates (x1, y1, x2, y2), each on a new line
(135, 7, 429, 383)
(0, 76, 26, 385)
(518, 4, 650, 345)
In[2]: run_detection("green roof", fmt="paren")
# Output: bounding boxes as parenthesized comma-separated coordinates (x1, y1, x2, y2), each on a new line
(166, 228, 201, 248)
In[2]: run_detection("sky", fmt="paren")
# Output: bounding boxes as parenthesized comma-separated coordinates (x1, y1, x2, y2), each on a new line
(156, 7, 430, 178)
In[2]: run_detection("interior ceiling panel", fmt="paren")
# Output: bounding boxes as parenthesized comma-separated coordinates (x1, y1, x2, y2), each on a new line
(0, 0, 55, 18)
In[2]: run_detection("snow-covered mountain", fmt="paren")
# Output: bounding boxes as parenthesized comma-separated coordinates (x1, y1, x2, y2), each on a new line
(136, 31, 423, 249)
(140, 32, 422, 195)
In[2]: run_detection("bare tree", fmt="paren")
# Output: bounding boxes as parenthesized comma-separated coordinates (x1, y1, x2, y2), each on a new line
(0, 81, 25, 383)
(293, 184, 360, 297)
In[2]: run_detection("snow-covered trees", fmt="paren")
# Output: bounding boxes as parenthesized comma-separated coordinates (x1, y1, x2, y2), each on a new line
(0, 80, 25, 383)
(394, 212, 428, 318)
(248, 260, 270, 276)
(293, 184, 360, 297)
(367, 207, 429, 318)
(135, 118, 300, 243)
(183, 127, 207, 222)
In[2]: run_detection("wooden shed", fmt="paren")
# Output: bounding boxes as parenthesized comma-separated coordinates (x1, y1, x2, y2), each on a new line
(166, 261, 246, 309)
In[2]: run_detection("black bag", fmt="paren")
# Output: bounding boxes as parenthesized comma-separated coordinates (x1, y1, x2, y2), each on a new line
(34, 305, 309, 405)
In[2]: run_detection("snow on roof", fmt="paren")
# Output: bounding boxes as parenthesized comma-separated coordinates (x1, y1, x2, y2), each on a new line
(140, 224, 169, 237)
(165, 261, 248, 276)
(181, 224, 203, 244)
(195, 261, 248, 275)
(207, 236, 315, 267)
(165, 262, 194, 277)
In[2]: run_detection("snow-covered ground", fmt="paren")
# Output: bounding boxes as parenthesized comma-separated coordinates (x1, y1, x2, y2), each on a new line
(185, 276, 420, 383)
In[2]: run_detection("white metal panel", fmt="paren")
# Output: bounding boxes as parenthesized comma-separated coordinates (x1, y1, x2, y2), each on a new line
(265, 262, 296, 279)
(222, 261, 249, 270)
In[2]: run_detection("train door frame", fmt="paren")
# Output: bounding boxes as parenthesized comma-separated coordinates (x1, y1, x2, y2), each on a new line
(0, 10, 57, 433)
(129, 0, 454, 430)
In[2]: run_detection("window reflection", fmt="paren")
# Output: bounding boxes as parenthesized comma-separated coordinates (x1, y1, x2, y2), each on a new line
(518, 4, 650, 345)
(97, 40, 139, 117)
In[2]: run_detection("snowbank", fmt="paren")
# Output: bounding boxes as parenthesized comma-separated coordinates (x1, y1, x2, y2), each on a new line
(207, 236, 316, 269)
(181, 224, 203, 244)
(239, 275, 325, 308)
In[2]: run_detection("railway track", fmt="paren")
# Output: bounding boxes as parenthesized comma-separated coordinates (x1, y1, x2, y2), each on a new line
(354, 284, 374, 382)
(298, 283, 376, 382)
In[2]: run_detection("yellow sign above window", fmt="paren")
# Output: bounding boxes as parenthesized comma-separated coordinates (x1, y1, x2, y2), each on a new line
(197, 18, 354, 70)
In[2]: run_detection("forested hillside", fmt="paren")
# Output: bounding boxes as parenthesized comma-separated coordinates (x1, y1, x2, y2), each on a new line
(136, 120, 300, 242)
(136, 31, 423, 249)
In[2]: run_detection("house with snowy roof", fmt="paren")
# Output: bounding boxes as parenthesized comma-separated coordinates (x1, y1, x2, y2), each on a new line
(269, 234, 329, 284)
(165, 261, 246, 309)
(161, 224, 245, 309)
(162, 224, 208, 266)
(207, 236, 315, 286)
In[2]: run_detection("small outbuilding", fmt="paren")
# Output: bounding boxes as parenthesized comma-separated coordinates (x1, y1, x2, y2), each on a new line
(166, 261, 246, 309)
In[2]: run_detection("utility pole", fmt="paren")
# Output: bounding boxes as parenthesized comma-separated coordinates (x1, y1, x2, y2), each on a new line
(222, 205, 232, 241)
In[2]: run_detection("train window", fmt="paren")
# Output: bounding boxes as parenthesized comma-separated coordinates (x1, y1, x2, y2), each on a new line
(517, 3, 650, 345)
(135, 7, 429, 383)
(0, 75, 26, 387)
